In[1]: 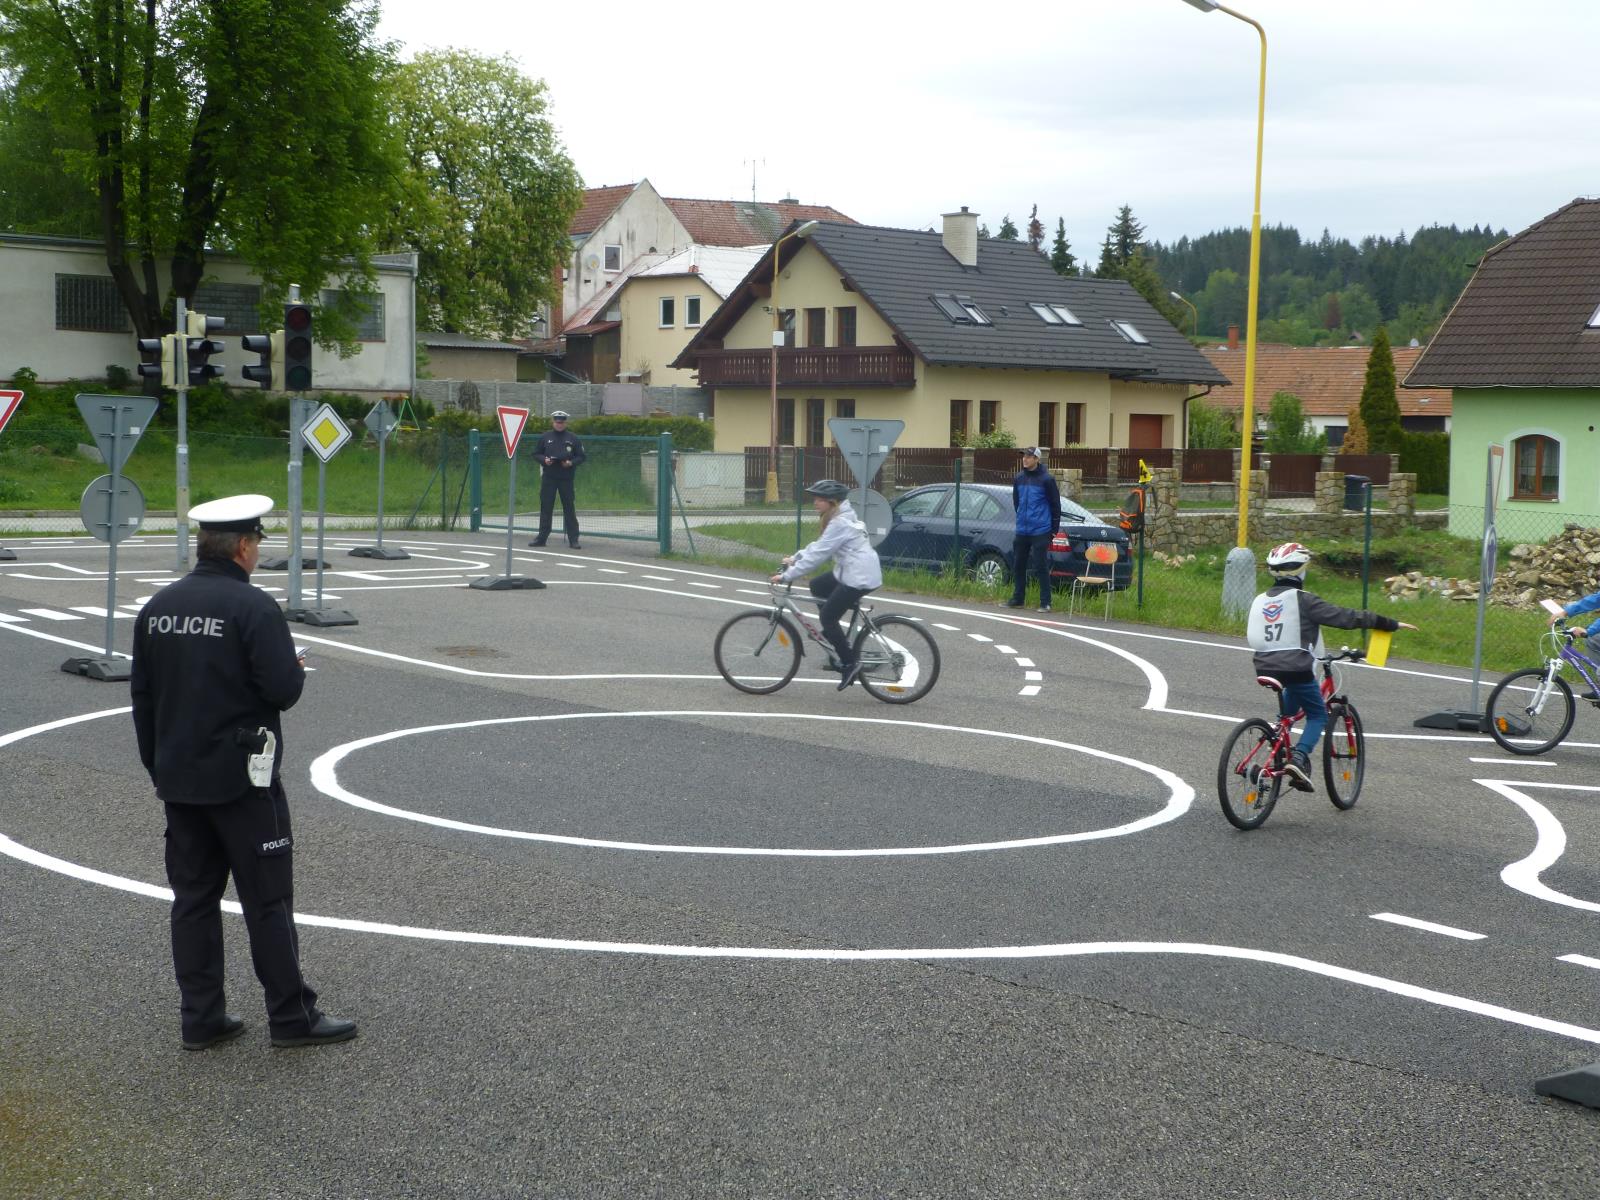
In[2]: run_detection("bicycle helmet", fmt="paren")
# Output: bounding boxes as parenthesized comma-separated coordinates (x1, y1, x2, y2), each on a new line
(1266, 541, 1313, 576)
(803, 479, 850, 501)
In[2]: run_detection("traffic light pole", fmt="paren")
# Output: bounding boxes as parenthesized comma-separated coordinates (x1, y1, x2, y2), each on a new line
(174, 297, 191, 570)
(287, 395, 306, 612)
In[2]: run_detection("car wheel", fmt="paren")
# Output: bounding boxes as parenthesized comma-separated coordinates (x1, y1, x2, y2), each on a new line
(969, 551, 1009, 589)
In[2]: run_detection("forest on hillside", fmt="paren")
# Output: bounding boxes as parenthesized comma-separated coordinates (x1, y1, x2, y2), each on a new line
(1000, 204, 1508, 348)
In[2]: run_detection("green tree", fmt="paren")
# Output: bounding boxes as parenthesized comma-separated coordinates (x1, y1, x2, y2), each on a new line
(1337, 282, 1381, 339)
(0, 71, 97, 234)
(1101, 248, 1184, 328)
(1264, 391, 1326, 453)
(382, 50, 581, 339)
(0, 0, 402, 346)
(1098, 204, 1146, 272)
(977, 222, 992, 239)
(1358, 326, 1403, 453)
(996, 213, 1019, 241)
(1049, 217, 1077, 276)
(1187, 398, 1239, 449)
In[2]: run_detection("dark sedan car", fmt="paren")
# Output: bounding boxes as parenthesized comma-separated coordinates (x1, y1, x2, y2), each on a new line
(876, 483, 1134, 591)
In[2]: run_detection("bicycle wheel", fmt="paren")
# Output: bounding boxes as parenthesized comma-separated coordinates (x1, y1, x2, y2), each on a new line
(1485, 667, 1574, 755)
(853, 615, 941, 704)
(714, 611, 803, 695)
(1217, 717, 1283, 830)
(1323, 700, 1365, 810)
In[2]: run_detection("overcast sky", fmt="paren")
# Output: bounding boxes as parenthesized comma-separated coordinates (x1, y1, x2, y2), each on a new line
(376, 0, 1600, 250)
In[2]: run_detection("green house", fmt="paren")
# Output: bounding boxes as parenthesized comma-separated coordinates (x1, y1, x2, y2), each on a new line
(1405, 198, 1600, 543)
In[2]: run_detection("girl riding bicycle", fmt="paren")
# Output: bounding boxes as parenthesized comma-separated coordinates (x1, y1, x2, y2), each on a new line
(1247, 542, 1415, 791)
(771, 479, 883, 691)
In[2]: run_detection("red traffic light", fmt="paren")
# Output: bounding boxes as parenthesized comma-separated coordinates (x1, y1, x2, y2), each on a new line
(285, 304, 312, 333)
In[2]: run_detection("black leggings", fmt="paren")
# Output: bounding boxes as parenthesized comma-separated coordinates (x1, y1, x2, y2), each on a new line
(809, 572, 872, 666)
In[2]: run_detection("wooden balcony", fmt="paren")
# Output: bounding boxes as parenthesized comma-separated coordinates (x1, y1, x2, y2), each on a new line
(692, 346, 916, 389)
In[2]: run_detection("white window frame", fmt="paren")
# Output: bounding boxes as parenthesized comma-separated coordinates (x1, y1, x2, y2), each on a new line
(1049, 303, 1083, 326)
(1587, 301, 1600, 328)
(658, 296, 675, 328)
(603, 244, 622, 272)
(1111, 319, 1149, 344)
(1029, 302, 1063, 325)
(684, 295, 702, 328)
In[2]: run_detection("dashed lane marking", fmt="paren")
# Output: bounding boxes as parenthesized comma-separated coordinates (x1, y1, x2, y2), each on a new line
(19, 608, 78, 621)
(1019, 686, 1042, 697)
(1558, 954, 1600, 972)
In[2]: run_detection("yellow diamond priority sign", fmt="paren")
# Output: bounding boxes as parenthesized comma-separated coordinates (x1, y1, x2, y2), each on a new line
(302, 403, 352, 463)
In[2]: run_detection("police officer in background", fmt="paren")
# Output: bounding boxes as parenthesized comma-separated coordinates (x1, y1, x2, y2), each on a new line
(528, 409, 587, 549)
(130, 494, 356, 1050)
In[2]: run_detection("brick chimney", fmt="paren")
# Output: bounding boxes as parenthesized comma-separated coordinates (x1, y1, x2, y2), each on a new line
(942, 207, 979, 267)
(1227, 324, 1240, 350)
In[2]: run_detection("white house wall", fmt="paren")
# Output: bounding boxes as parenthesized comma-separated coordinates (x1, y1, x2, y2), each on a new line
(567, 182, 690, 323)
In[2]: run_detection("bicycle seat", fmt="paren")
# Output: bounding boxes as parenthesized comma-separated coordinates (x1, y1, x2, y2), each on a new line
(1256, 676, 1284, 693)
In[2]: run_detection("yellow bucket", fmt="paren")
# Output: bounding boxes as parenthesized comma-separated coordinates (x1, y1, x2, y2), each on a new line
(1366, 627, 1393, 668)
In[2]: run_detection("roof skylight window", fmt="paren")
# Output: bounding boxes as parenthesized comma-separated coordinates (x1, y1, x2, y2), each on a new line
(1111, 319, 1149, 344)
(1030, 302, 1062, 325)
(1588, 302, 1600, 328)
(932, 293, 992, 326)
(1049, 304, 1082, 326)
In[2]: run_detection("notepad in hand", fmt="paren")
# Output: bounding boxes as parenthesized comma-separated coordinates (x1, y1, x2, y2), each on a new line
(1541, 598, 1567, 617)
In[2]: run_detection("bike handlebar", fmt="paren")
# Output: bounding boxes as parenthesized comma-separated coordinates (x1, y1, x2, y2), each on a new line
(1319, 647, 1367, 664)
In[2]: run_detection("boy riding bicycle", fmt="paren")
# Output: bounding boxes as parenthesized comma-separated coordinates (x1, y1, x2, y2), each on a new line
(1548, 586, 1600, 700)
(1247, 542, 1414, 791)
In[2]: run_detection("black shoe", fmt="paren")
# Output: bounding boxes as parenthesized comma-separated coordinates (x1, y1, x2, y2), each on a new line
(837, 662, 862, 691)
(568, 542, 582, 549)
(182, 1013, 245, 1051)
(1582, 691, 1599, 702)
(528, 539, 547, 547)
(271, 1013, 358, 1048)
(1000, 599, 1025, 608)
(1284, 750, 1315, 792)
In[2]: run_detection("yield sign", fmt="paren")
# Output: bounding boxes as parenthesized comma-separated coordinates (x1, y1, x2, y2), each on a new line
(0, 389, 21, 436)
(76, 393, 160, 476)
(827, 417, 904, 490)
(497, 405, 530, 459)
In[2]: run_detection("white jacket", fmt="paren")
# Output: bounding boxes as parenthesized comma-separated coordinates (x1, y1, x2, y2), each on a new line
(780, 500, 883, 590)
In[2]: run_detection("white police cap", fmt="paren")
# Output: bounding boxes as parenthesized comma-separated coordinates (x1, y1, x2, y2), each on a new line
(189, 493, 273, 534)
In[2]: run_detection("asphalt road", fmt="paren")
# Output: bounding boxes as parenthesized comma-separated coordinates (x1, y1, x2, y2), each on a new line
(4, 527, 1600, 1198)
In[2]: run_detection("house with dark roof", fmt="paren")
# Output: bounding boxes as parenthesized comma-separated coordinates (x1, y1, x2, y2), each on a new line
(1201, 337, 1451, 447)
(1404, 198, 1600, 538)
(671, 208, 1227, 453)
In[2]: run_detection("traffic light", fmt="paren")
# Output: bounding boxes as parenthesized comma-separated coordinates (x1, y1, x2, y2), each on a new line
(136, 335, 177, 388)
(185, 311, 225, 387)
(283, 303, 313, 391)
(240, 330, 285, 390)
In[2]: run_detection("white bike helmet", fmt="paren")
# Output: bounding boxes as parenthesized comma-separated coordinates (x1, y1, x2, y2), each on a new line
(1266, 541, 1312, 576)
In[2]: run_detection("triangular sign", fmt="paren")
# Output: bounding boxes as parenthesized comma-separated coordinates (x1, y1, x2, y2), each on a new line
(827, 417, 905, 490)
(75, 393, 160, 476)
(497, 405, 530, 459)
(0, 389, 21, 437)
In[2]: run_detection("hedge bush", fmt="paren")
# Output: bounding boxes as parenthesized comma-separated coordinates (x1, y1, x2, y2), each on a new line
(1399, 430, 1449, 495)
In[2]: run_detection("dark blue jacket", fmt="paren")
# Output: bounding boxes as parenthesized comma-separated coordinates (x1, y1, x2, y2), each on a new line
(1012, 466, 1061, 537)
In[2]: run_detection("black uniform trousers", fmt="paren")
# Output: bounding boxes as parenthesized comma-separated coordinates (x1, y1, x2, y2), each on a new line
(163, 781, 319, 1040)
(538, 472, 580, 545)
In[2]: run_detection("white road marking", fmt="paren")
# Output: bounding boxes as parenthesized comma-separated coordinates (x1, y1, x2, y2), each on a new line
(995, 645, 1017, 655)
(1484, 778, 1600, 913)
(0, 612, 25, 623)
(1370, 913, 1486, 941)
(1024, 671, 1043, 682)
(598, 568, 628, 575)
(687, 581, 720, 589)
(20, 608, 78, 621)
(1019, 685, 1042, 696)
(69, 607, 133, 619)
(644, 575, 678, 582)
(1015, 657, 1035, 668)
(1470, 757, 1556, 766)
(1558, 954, 1600, 972)
(933, 623, 961, 631)
(968, 634, 993, 643)
(309, 710, 1194, 856)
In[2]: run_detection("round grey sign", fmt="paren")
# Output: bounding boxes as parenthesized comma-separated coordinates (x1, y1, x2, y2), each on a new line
(852, 488, 892, 547)
(79, 474, 146, 544)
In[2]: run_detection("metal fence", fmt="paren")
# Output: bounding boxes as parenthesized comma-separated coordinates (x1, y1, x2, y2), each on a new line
(414, 379, 710, 419)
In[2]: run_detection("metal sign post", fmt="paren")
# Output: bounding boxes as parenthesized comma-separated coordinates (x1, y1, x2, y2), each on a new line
(174, 296, 190, 571)
(1416, 443, 1504, 731)
(471, 406, 544, 591)
(0, 388, 22, 560)
(61, 393, 158, 680)
(287, 403, 356, 626)
(350, 399, 409, 560)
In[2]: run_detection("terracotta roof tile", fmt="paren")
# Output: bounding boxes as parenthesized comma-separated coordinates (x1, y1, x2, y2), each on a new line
(570, 184, 636, 236)
(1200, 343, 1452, 418)
(663, 199, 855, 247)
(1406, 198, 1600, 387)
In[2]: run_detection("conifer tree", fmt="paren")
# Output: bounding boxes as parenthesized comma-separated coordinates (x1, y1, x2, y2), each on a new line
(1342, 402, 1369, 454)
(1026, 204, 1045, 252)
(1050, 218, 1077, 276)
(1358, 326, 1404, 453)
(997, 214, 1020, 241)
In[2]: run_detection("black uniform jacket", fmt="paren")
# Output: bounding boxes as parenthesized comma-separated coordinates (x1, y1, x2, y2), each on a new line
(532, 430, 587, 477)
(130, 558, 304, 804)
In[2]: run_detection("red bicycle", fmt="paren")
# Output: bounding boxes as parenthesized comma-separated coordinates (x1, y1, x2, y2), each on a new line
(1217, 647, 1367, 830)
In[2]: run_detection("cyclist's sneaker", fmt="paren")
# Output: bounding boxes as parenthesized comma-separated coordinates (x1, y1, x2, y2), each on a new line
(1581, 690, 1600, 702)
(837, 662, 862, 691)
(1284, 749, 1315, 792)
(1036, 605, 1052, 613)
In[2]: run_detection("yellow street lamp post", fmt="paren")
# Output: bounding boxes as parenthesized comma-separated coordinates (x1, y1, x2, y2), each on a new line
(766, 219, 820, 504)
(1182, 0, 1267, 613)
(1169, 290, 1198, 337)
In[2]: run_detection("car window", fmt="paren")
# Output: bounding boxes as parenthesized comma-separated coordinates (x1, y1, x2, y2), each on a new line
(952, 490, 1001, 521)
(894, 489, 947, 518)
(1058, 498, 1101, 525)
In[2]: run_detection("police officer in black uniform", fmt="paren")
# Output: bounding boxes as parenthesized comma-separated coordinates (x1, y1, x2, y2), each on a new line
(130, 494, 356, 1050)
(528, 409, 587, 548)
